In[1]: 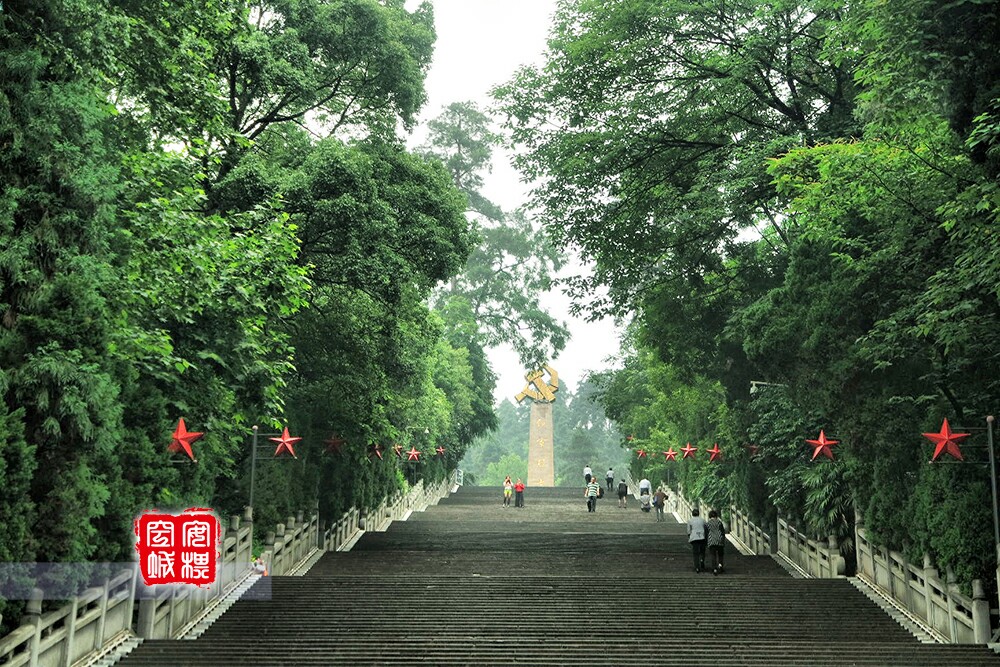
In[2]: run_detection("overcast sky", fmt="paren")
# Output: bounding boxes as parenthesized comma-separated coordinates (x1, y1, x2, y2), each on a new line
(405, 0, 624, 402)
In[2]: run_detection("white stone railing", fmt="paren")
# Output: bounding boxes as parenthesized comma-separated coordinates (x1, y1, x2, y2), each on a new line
(728, 506, 772, 555)
(855, 524, 989, 643)
(0, 567, 136, 667)
(777, 517, 846, 579)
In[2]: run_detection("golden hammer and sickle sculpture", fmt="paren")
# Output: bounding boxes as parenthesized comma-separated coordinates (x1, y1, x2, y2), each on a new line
(515, 364, 559, 403)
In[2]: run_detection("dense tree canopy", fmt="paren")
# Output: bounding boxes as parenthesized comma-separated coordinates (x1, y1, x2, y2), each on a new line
(498, 0, 1000, 594)
(0, 0, 492, 634)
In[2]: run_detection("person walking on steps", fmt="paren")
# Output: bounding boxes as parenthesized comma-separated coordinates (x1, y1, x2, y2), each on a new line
(617, 479, 629, 509)
(706, 509, 727, 574)
(514, 478, 525, 508)
(503, 475, 513, 508)
(605, 468, 614, 492)
(585, 477, 600, 512)
(687, 508, 708, 573)
(584, 464, 593, 484)
(653, 488, 668, 522)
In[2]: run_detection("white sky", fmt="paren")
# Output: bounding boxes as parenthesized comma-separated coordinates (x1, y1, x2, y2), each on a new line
(405, 0, 623, 402)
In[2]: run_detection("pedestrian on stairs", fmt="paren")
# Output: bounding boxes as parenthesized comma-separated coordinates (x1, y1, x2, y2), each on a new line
(605, 468, 614, 492)
(514, 478, 525, 508)
(584, 464, 593, 484)
(687, 508, 708, 573)
(585, 477, 600, 512)
(617, 479, 629, 508)
(653, 489, 668, 521)
(706, 509, 727, 574)
(503, 476, 513, 508)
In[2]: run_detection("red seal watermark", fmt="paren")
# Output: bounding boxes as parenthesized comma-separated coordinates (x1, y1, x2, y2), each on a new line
(134, 508, 221, 587)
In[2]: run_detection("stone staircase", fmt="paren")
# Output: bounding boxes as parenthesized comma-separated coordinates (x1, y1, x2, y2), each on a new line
(116, 486, 1000, 665)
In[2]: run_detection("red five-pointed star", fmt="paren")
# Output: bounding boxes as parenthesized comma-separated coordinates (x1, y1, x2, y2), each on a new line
(681, 443, 697, 459)
(269, 427, 301, 458)
(392, 443, 404, 459)
(923, 418, 970, 462)
(747, 444, 760, 457)
(369, 443, 384, 460)
(708, 443, 722, 461)
(324, 434, 346, 455)
(406, 446, 421, 461)
(435, 446, 446, 457)
(806, 430, 838, 461)
(168, 418, 204, 462)
(636, 448, 647, 458)
(664, 448, 678, 461)
(626, 434, 635, 442)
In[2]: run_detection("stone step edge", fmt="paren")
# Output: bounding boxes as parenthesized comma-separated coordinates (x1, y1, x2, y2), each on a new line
(296, 488, 455, 577)
(179, 574, 263, 640)
(77, 630, 136, 667)
(83, 571, 261, 666)
(849, 575, 944, 644)
(770, 551, 809, 579)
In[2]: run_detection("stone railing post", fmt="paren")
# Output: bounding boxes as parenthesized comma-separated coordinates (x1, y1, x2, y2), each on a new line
(972, 579, 990, 644)
(828, 535, 845, 576)
(137, 587, 156, 638)
(26, 587, 43, 667)
(922, 553, 938, 628)
(946, 566, 959, 642)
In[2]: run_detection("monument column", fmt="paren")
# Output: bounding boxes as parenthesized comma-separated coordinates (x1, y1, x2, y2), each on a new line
(516, 364, 559, 487)
(527, 402, 555, 487)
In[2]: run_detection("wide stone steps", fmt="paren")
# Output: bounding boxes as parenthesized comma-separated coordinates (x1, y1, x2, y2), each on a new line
(119, 640, 1000, 666)
(114, 485, 1000, 666)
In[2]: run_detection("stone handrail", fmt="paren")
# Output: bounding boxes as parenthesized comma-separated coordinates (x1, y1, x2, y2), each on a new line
(0, 567, 136, 667)
(777, 517, 846, 579)
(728, 506, 772, 555)
(137, 510, 268, 640)
(855, 525, 989, 643)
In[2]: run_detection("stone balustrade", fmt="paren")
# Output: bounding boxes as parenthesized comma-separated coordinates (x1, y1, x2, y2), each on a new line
(855, 524, 989, 643)
(0, 568, 135, 667)
(728, 506, 772, 555)
(1, 497, 359, 666)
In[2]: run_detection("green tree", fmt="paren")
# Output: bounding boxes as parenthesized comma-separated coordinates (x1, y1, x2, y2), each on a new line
(421, 101, 569, 368)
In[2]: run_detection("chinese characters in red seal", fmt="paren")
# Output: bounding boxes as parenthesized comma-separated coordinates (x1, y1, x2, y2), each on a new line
(134, 508, 221, 587)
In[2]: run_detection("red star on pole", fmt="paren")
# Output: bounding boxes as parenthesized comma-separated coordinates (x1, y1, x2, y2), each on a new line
(922, 418, 970, 462)
(168, 418, 203, 462)
(324, 434, 346, 455)
(406, 446, 421, 461)
(368, 443, 384, 460)
(435, 446, 446, 457)
(392, 443, 404, 459)
(806, 430, 838, 461)
(681, 443, 697, 459)
(269, 427, 301, 458)
(747, 444, 760, 457)
(708, 443, 722, 462)
(636, 448, 647, 458)
(664, 448, 677, 461)
(626, 434, 635, 442)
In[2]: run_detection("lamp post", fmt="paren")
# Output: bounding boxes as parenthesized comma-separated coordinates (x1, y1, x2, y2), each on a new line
(247, 424, 300, 521)
(410, 427, 429, 486)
